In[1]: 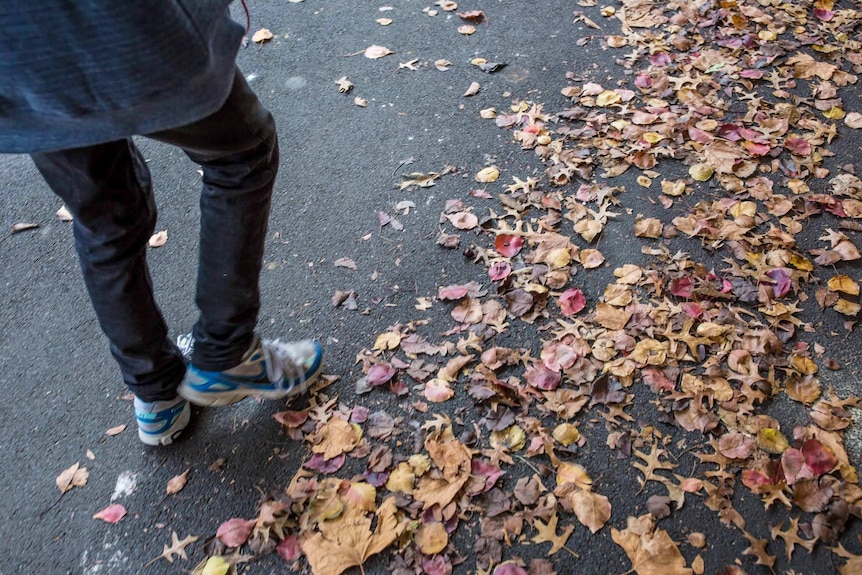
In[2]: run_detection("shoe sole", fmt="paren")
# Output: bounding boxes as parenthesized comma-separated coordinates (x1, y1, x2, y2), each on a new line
(177, 361, 323, 407)
(138, 402, 191, 446)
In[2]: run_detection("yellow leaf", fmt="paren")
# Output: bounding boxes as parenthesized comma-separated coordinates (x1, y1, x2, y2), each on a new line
(689, 163, 713, 181)
(661, 179, 687, 196)
(641, 132, 663, 144)
(596, 90, 622, 107)
(828, 275, 860, 295)
(490, 425, 525, 451)
(415, 522, 448, 554)
(823, 106, 845, 120)
(475, 166, 500, 183)
(545, 247, 572, 268)
(385, 462, 415, 494)
(200, 556, 230, 575)
(373, 332, 401, 351)
(834, 299, 861, 316)
(556, 462, 592, 490)
(552, 423, 580, 446)
(791, 355, 818, 375)
(757, 428, 790, 455)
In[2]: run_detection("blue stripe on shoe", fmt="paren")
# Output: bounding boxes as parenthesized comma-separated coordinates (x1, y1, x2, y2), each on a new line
(136, 402, 187, 435)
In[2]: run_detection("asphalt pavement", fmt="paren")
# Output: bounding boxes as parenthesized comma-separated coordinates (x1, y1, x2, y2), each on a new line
(1, 1, 861, 575)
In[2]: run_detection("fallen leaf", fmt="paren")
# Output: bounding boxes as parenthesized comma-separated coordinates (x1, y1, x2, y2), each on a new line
(464, 81, 481, 96)
(476, 166, 499, 183)
(105, 424, 126, 436)
(56, 206, 73, 221)
(146, 532, 199, 566)
(252, 28, 273, 43)
(531, 511, 574, 556)
(333, 257, 357, 270)
(364, 45, 393, 59)
(334, 77, 353, 93)
(56, 463, 88, 494)
(11, 222, 39, 233)
(166, 469, 190, 495)
(92, 503, 127, 523)
(302, 496, 403, 575)
(570, 489, 612, 533)
(148, 230, 168, 248)
(216, 518, 255, 548)
(612, 515, 692, 575)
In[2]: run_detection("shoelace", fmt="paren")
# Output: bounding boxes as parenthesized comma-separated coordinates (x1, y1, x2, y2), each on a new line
(176, 333, 195, 361)
(261, 338, 316, 393)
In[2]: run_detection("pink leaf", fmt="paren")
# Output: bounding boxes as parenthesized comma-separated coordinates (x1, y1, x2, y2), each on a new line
(781, 448, 813, 485)
(494, 234, 524, 257)
(493, 562, 528, 575)
(634, 74, 652, 89)
(649, 52, 670, 66)
(765, 268, 791, 297)
(367, 363, 396, 385)
(559, 288, 586, 316)
(525, 364, 561, 391)
(682, 302, 703, 319)
(272, 409, 308, 428)
(488, 261, 512, 281)
(423, 554, 452, 575)
(216, 518, 255, 547)
(742, 469, 773, 490)
(92, 503, 127, 524)
(303, 452, 346, 473)
(276, 534, 303, 562)
(424, 379, 454, 402)
(814, 8, 834, 21)
(785, 136, 811, 156)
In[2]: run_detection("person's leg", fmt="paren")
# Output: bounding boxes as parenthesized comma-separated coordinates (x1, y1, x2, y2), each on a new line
(146, 69, 277, 372)
(147, 68, 322, 406)
(31, 140, 186, 402)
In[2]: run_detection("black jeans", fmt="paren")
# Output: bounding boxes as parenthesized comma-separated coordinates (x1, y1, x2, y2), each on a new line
(31, 69, 278, 401)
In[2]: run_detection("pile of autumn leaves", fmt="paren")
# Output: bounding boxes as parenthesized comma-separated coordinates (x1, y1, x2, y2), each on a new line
(177, 2, 862, 575)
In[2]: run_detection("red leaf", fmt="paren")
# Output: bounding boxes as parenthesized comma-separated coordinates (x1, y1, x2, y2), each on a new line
(814, 8, 834, 21)
(495, 234, 524, 257)
(276, 534, 303, 561)
(802, 439, 836, 476)
(92, 503, 127, 524)
(488, 261, 512, 281)
(458, 10, 485, 22)
(670, 277, 693, 298)
(682, 302, 703, 319)
(493, 562, 528, 575)
(744, 141, 770, 156)
(742, 469, 773, 489)
(559, 288, 586, 316)
(216, 518, 255, 547)
(641, 367, 675, 393)
(367, 363, 396, 385)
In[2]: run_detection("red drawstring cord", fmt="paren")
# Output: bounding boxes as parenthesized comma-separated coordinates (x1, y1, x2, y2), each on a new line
(240, 0, 251, 34)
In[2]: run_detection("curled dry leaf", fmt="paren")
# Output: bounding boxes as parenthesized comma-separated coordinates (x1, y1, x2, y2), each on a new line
(376, 18, 392, 25)
(11, 222, 39, 233)
(56, 462, 88, 494)
(364, 45, 393, 59)
(463, 81, 480, 97)
(251, 28, 273, 43)
(458, 25, 476, 35)
(334, 77, 353, 93)
(148, 230, 168, 248)
(354, 97, 367, 107)
(166, 469, 190, 495)
(434, 59, 453, 71)
(56, 206, 73, 221)
(446, 211, 479, 230)
(105, 424, 126, 436)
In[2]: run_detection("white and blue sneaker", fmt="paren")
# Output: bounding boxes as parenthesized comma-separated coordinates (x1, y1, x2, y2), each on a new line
(178, 336, 322, 407)
(134, 396, 191, 446)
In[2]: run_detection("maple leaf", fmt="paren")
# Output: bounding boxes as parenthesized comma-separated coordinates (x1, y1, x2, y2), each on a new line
(531, 511, 575, 556)
(301, 496, 404, 575)
(145, 531, 199, 566)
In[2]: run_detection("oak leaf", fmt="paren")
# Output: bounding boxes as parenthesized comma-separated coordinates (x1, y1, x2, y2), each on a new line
(531, 511, 574, 556)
